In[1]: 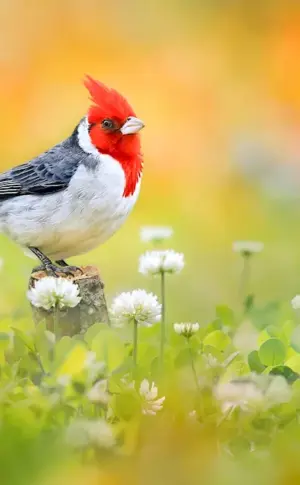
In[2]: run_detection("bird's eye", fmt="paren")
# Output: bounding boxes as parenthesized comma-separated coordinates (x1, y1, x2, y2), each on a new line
(101, 119, 114, 130)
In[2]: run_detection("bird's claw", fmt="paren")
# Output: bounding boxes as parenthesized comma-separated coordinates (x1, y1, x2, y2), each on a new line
(32, 263, 83, 277)
(58, 265, 84, 276)
(47, 264, 83, 277)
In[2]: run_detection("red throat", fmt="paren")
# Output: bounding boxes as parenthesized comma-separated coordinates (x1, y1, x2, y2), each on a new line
(119, 152, 143, 197)
(89, 125, 143, 197)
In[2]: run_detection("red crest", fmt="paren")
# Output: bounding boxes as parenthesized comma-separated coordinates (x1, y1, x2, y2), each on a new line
(84, 75, 136, 123)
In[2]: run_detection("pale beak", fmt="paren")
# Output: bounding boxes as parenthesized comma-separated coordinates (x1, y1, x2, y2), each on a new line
(120, 117, 145, 135)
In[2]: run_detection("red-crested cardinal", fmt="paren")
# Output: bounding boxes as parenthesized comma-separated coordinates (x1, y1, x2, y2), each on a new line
(0, 76, 144, 274)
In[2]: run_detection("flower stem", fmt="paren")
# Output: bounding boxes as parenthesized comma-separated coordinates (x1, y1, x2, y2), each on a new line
(161, 270, 166, 323)
(34, 348, 46, 375)
(53, 307, 60, 341)
(239, 254, 251, 303)
(187, 339, 199, 390)
(160, 270, 166, 365)
(133, 319, 138, 367)
(52, 307, 60, 363)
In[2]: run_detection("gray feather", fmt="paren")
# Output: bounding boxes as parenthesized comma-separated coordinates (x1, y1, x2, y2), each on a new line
(0, 131, 84, 200)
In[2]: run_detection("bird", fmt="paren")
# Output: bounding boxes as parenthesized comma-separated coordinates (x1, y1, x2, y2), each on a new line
(0, 76, 145, 275)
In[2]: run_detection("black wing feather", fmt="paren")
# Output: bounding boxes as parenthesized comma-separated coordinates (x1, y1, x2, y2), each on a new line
(0, 134, 84, 200)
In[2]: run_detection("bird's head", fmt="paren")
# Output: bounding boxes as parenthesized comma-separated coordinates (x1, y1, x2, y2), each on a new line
(83, 75, 144, 161)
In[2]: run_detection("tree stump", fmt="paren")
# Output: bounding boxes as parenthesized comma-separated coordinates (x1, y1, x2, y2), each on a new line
(29, 266, 110, 336)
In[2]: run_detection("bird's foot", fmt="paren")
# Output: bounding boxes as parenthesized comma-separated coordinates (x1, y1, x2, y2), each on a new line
(46, 263, 83, 277)
(33, 263, 83, 277)
(55, 260, 84, 275)
(29, 248, 83, 277)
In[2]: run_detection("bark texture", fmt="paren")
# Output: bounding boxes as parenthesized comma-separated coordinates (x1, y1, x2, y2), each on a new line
(29, 266, 110, 336)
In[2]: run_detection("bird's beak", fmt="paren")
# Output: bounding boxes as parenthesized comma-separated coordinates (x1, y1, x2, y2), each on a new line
(120, 117, 145, 135)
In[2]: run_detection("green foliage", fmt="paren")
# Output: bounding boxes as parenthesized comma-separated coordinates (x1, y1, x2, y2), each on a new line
(1, 264, 300, 485)
(258, 338, 286, 366)
(91, 329, 125, 372)
(248, 350, 266, 373)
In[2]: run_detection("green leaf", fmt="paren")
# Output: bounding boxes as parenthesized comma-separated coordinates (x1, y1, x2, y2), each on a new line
(215, 305, 235, 328)
(0, 332, 10, 341)
(175, 348, 193, 368)
(203, 330, 231, 351)
(250, 302, 280, 331)
(54, 336, 74, 364)
(18, 354, 40, 374)
(223, 351, 240, 368)
(0, 333, 10, 365)
(228, 436, 251, 456)
(280, 320, 295, 340)
(291, 326, 300, 353)
(285, 355, 300, 374)
(12, 335, 28, 359)
(34, 329, 53, 373)
(11, 328, 35, 352)
(258, 338, 286, 366)
(205, 320, 223, 334)
(55, 342, 87, 377)
(91, 329, 125, 372)
(138, 324, 160, 342)
(266, 325, 281, 338)
(203, 346, 223, 360)
(243, 294, 255, 313)
(223, 360, 249, 378)
(113, 391, 140, 421)
(135, 343, 158, 366)
(84, 323, 108, 346)
(258, 330, 270, 346)
(248, 350, 266, 373)
(270, 365, 299, 383)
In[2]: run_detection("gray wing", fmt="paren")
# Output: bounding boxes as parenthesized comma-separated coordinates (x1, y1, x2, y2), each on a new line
(0, 136, 83, 200)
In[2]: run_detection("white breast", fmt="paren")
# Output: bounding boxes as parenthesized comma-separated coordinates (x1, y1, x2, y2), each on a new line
(45, 156, 141, 259)
(0, 154, 141, 260)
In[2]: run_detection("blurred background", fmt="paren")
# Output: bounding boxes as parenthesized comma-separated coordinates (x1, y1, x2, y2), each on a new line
(1, 0, 300, 322)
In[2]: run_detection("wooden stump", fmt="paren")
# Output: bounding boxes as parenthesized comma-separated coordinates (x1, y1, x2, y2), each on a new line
(29, 266, 110, 336)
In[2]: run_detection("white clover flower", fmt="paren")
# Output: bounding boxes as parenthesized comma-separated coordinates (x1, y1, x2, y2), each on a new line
(215, 379, 264, 413)
(291, 295, 300, 310)
(110, 290, 161, 327)
(139, 250, 184, 276)
(139, 379, 165, 416)
(173, 322, 200, 338)
(27, 277, 81, 310)
(140, 226, 173, 243)
(233, 241, 264, 256)
(120, 374, 135, 390)
(0, 258, 3, 271)
(87, 379, 110, 404)
(65, 419, 115, 449)
(203, 353, 220, 369)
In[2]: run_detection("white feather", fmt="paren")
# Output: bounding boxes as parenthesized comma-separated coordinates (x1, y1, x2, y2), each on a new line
(77, 116, 103, 161)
